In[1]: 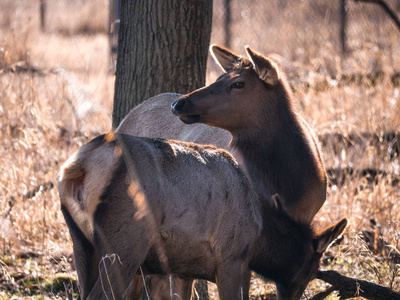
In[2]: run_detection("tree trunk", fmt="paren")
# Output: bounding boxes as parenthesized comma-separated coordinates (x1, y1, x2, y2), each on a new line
(112, 0, 213, 128)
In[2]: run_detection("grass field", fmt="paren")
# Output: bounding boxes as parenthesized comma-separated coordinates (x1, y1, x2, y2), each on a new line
(1, 0, 399, 299)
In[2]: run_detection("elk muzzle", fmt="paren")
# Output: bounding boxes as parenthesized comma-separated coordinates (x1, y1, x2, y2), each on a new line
(171, 97, 201, 124)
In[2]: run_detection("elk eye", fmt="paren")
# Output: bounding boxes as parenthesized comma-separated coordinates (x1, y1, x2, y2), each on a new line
(231, 82, 245, 89)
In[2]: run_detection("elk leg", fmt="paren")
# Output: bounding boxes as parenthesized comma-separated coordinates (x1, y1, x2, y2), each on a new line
(124, 276, 143, 299)
(60, 206, 100, 299)
(171, 276, 193, 300)
(86, 237, 150, 300)
(147, 274, 193, 300)
(215, 262, 243, 300)
(240, 269, 251, 300)
(85, 255, 133, 299)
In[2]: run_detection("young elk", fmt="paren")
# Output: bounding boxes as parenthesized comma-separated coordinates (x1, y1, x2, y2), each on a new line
(59, 133, 346, 300)
(118, 45, 326, 224)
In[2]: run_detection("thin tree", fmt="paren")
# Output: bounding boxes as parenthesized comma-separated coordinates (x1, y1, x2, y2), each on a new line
(112, 0, 213, 128)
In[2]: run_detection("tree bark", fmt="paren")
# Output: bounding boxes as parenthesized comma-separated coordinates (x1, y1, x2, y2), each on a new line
(112, 0, 213, 128)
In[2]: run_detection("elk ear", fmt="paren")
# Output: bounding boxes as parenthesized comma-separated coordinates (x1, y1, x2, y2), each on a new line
(245, 46, 279, 86)
(314, 218, 348, 254)
(271, 193, 283, 211)
(210, 44, 242, 73)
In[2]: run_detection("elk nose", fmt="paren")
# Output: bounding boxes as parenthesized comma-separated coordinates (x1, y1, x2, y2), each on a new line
(171, 98, 185, 114)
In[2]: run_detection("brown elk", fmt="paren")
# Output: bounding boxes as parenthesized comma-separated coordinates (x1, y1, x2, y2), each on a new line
(118, 45, 326, 224)
(59, 133, 346, 300)
(117, 45, 327, 299)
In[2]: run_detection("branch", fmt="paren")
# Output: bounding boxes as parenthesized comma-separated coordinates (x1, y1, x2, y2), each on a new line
(316, 270, 400, 300)
(355, 0, 400, 30)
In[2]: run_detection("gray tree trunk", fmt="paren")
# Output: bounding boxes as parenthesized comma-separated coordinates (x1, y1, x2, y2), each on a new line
(112, 0, 213, 128)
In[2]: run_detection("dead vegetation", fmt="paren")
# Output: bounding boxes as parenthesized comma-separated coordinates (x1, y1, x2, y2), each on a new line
(0, 0, 399, 299)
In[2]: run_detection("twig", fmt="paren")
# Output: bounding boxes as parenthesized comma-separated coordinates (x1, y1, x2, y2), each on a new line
(316, 270, 400, 299)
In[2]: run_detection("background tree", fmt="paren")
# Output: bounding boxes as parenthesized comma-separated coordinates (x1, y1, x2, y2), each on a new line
(111, 0, 213, 298)
(112, 0, 213, 128)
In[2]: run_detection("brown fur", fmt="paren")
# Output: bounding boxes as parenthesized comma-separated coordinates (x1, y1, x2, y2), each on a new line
(118, 45, 326, 224)
(116, 45, 327, 299)
(172, 45, 326, 223)
(59, 133, 346, 300)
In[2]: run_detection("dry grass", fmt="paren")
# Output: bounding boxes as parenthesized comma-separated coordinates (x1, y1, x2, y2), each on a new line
(0, 0, 399, 299)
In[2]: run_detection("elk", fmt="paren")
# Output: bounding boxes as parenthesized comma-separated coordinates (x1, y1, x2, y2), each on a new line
(117, 45, 327, 299)
(117, 45, 326, 225)
(59, 133, 347, 300)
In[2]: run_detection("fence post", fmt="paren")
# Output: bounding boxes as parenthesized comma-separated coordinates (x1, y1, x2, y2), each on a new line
(224, 0, 231, 48)
(40, 0, 46, 32)
(340, 0, 347, 54)
(109, 0, 121, 72)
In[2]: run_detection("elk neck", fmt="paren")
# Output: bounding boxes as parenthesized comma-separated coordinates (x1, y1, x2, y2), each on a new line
(228, 87, 320, 210)
(248, 205, 313, 285)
